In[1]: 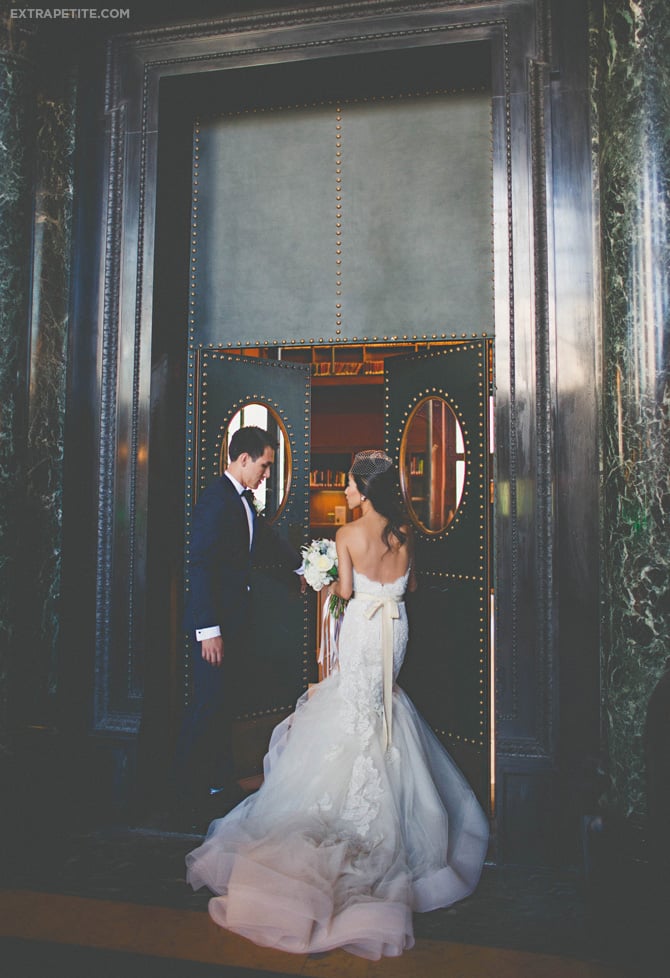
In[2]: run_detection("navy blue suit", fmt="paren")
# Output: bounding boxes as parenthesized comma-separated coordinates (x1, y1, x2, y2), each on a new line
(174, 474, 301, 802)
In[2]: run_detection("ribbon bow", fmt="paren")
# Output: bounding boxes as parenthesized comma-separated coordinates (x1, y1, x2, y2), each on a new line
(362, 594, 400, 750)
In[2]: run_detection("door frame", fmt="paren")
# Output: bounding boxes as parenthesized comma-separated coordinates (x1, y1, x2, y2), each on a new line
(67, 1, 601, 865)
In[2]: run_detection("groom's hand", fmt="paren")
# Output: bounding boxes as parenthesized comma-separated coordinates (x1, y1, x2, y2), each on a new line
(201, 636, 224, 666)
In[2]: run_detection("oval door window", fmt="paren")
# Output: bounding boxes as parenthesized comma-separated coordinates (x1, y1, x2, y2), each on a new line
(400, 396, 466, 534)
(220, 402, 291, 522)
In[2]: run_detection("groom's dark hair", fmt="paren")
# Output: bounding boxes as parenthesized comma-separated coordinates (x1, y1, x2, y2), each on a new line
(229, 425, 277, 461)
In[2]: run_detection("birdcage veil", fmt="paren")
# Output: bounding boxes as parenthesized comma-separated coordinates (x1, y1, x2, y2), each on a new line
(350, 449, 394, 479)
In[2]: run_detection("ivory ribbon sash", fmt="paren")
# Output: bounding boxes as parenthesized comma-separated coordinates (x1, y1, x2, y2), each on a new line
(358, 592, 402, 750)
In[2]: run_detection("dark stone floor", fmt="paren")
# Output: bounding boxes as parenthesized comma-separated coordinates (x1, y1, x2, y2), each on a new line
(2, 791, 668, 978)
(0, 818, 644, 968)
(3, 732, 666, 976)
(1, 939, 287, 978)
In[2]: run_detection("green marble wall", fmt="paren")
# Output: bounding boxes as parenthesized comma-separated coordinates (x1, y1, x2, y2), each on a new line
(0, 14, 75, 732)
(0, 34, 35, 733)
(592, 0, 670, 819)
(22, 76, 76, 724)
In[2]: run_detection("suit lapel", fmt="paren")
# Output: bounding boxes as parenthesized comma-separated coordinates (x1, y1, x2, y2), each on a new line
(222, 473, 252, 552)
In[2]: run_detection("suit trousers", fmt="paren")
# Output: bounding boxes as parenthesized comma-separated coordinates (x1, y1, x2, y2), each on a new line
(173, 630, 249, 802)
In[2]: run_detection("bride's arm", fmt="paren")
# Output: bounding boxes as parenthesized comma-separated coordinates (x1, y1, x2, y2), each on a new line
(330, 527, 353, 600)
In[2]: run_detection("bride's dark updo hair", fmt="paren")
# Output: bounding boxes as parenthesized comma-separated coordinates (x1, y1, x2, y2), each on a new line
(350, 450, 408, 550)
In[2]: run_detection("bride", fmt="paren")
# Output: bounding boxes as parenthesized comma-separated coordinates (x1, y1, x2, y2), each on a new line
(185, 450, 489, 960)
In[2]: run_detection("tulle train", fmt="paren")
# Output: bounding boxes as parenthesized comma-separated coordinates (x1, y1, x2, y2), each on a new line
(186, 673, 489, 960)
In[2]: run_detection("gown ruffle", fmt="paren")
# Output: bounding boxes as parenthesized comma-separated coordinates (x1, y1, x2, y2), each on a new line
(185, 570, 489, 960)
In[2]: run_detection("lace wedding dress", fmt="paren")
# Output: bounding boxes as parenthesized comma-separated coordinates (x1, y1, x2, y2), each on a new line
(186, 569, 489, 960)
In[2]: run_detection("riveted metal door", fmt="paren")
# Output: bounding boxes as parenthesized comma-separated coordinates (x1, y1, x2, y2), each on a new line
(184, 351, 313, 736)
(385, 341, 492, 808)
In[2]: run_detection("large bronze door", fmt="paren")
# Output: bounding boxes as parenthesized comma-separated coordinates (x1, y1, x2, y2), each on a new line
(386, 341, 492, 808)
(185, 352, 313, 752)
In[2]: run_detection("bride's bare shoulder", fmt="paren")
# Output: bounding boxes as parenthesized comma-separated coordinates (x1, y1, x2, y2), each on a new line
(336, 522, 354, 539)
(335, 523, 359, 549)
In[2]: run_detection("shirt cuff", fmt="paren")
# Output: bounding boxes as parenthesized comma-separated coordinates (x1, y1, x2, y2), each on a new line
(196, 625, 221, 641)
(294, 563, 305, 575)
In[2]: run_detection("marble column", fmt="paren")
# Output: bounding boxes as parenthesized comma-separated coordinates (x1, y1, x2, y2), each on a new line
(592, 0, 670, 821)
(0, 14, 75, 732)
(22, 71, 76, 725)
(0, 23, 36, 733)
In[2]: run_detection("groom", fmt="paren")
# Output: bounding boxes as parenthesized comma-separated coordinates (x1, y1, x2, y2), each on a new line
(173, 425, 305, 819)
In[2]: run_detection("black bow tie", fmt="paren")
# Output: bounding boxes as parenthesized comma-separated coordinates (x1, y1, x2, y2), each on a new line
(241, 489, 256, 509)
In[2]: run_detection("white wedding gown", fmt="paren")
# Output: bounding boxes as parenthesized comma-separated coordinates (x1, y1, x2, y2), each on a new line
(186, 569, 489, 960)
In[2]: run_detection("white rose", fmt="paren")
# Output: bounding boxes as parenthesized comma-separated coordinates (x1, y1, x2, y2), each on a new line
(304, 566, 320, 587)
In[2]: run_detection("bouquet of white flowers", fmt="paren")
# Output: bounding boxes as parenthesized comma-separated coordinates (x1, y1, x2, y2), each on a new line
(302, 537, 338, 591)
(301, 538, 348, 675)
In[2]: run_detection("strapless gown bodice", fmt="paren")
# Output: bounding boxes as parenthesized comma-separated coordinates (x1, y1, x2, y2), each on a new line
(350, 567, 411, 600)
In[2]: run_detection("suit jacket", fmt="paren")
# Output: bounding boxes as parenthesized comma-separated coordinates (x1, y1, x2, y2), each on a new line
(186, 474, 301, 642)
